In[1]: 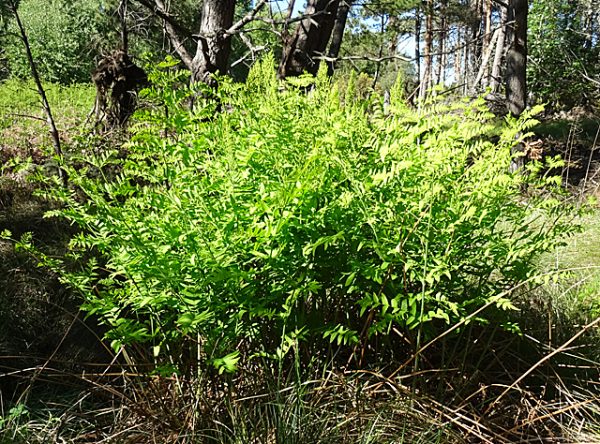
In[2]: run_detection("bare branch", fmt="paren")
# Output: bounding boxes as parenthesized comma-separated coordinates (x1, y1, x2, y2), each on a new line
(156, 0, 193, 69)
(133, 0, 193, 38)
(192, 1, 326, 40)
(5, 113, 46, 122)
(133, 0, 194, 69)
(314, 53, 412, 64)
(224, 0, 269, 37)
(231, 36, 269, 68)
(8, 0, 66, 185)
(242, 9, 333, 30)
(582, 73, 600, 87)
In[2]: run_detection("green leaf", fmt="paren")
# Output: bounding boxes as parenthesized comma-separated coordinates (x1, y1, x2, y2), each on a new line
(211, 351, 240, 374)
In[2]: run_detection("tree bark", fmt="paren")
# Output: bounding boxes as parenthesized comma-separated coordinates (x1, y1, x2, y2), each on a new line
(472, 27, 500, 92)
(481, 0, 492, 86)
(505, 0, 528, 173)
(436, 0, 448, 85)
(278, 0, 340, 78)
(326, 0, 353, 75)
(119, 0, 129, 54)
(462, 28, 469, 94)
(419, 0, 433, 99)
(505, 0, 528, 116)
(191, 0, 236, 83)
(490, 2, 507, 92)
(465, 0, 482, 93)
(414, 6, 421, 90)
(582, 0, 596, 50)
(137, 0, 236, 83)
(454, 26, 463, 86)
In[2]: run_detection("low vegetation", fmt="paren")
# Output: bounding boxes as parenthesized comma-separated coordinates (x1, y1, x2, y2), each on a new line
(1, 60, 599, 443)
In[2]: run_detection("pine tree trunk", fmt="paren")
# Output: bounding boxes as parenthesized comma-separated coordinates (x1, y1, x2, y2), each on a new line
(490, 3, 507, 92)
(482, 0, 492, 86)
(419, 0, 434, 99)
(472, 27, 499, 92)
(466, 0, 482, 92)
(191, 0, 236, 83)
(462, 24, 470, 94)
(278, 0, 340, 78)
(506, 0, 528, 173)
(415, 6, 422, 89)
(455, 26, 463, 85)
(436, 0, 448, 85)
(327, 0, 353, 75)
(505, 0, 528, 116)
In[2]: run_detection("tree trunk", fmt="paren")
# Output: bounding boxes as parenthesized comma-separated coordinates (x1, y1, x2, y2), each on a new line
(327, 0, 353, 75)
(481, 0, 492, 86)
(419, 0, 433, 99)
(137, 0, 236, 83)
(462, 27, 469, 94)
(490, 3, 507, 92)
(191, 0, 236, 83)
(582, 0, 596, 50)
(472, 27, 499, 92)
(436, 0, 448, 85)
(9, 0, 66, 185)
(415, 6, 421, 90)
(505, 0, 528, 116)
(119, 0, 129, 54)
(506, 0, 528, 173)
(278, 0, 340, 78)
(454, 26, 463, 85)
(466, 0, 482, 92)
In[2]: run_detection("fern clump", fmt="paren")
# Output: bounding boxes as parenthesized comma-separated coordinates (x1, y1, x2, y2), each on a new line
(24, 58, 578, 373)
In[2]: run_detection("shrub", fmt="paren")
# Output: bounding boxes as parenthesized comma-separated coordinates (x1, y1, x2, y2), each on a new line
(528, 1, 600, 108)
(3, 0, 109, 83)
(19, 57, 578, 374)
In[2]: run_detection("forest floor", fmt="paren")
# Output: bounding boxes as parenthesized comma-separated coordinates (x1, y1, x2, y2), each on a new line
(533, 109, 600, 195)
(0, 81, 599, 443)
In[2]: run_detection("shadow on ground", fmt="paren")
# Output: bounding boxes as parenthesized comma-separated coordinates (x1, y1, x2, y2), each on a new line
(0, 182, 110, 401)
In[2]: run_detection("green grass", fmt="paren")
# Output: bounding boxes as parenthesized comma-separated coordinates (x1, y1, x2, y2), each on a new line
(541, 210, 600, 323)
(554, 211, 600, 268)
(0, 78, 94, 120)
(0, 79, 94, 157)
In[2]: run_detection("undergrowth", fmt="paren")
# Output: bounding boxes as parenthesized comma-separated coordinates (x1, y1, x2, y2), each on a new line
(18, 57, 579, 367)
(0, 79, 93, 166)
(0, 58, 598, 443)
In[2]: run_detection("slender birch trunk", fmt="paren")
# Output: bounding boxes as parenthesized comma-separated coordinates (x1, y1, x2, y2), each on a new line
(9, 0, 66, 185)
